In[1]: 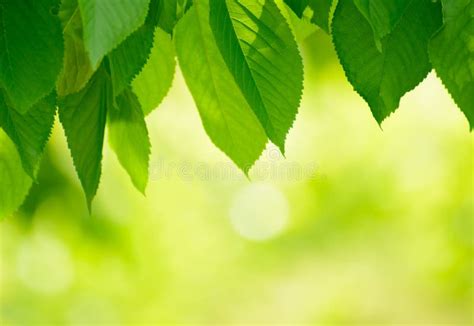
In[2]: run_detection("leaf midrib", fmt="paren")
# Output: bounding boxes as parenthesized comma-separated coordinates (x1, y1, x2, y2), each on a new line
(224, 0, 275, 138)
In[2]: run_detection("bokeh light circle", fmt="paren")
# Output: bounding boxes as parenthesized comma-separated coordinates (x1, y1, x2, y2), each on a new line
(16, 234, 74, 294)
(229, 183, 289, 241)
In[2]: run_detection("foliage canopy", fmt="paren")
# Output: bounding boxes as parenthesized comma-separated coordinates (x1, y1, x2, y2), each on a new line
(0, 0, 472, 215)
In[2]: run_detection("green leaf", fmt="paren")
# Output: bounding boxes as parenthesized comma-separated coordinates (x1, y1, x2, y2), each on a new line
(0, 0, 64, 112)
(0, 129, 32, 220)
(283, 0, 307, 17)
(209, 0, 303, 152)
(284, 0, 333, 33)
(132, 27, 176, 115)
(353, 0, 411, 44)
(306, 0, 333, 33)
(108, 0, 161, 97)
(175, 1, 267, 172)
(0, 92, 56, 177)
(332, 0, 442, 123)
(278, 0, 318, 43)
(108, 88, 150, 193)
(157, 0, 193, 34)
(78, 0, 151, 67)
(429, 0, 474, 129)
(56, 0, 95, 97)
(108, 26, 155, 98)
(59, 66, 111, 209)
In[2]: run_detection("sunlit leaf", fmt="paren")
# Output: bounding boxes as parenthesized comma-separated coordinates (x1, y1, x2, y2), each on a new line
(132, 28, 176, 115)
(108, 0, 160, 97)
(209, 0, 303, 152)
(176, 1, 267, 172)
(0, 129, 32, 220)
(108, 88, 151, 194)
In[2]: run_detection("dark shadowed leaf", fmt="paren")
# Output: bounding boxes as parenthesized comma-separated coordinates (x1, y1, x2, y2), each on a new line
(0, 0, 63, 112)
(0, 92, 56, 177)
(59, 66, 112, 209)
(430, 0, 474, 129)
(333, 0, 442, 123)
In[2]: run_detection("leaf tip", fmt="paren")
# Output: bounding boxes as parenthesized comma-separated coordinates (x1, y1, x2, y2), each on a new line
(136, 181, 148, 196)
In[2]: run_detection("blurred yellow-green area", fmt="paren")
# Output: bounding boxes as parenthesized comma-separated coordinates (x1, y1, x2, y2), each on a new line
(1, 30, 473, 325)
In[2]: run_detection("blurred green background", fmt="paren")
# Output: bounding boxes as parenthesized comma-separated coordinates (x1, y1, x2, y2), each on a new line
(1, 27, 473, 325)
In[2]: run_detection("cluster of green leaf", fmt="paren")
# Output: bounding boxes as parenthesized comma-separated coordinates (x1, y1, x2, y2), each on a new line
(0, 0, 472, 215)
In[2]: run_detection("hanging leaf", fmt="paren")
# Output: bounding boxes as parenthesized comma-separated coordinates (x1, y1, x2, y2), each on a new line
(132, 28, 176, 115)
(176, 1, 268, 172)
(58, 66, 111, 209)
(108, 0, 161, 97)
(332, 0, 443, 123)
(430, 0, 474, 129)
(0, 92, 56, 177)
(209, 0, 303, 152)
(108, 88, 151, 194)
(0, 129, 32, 220)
